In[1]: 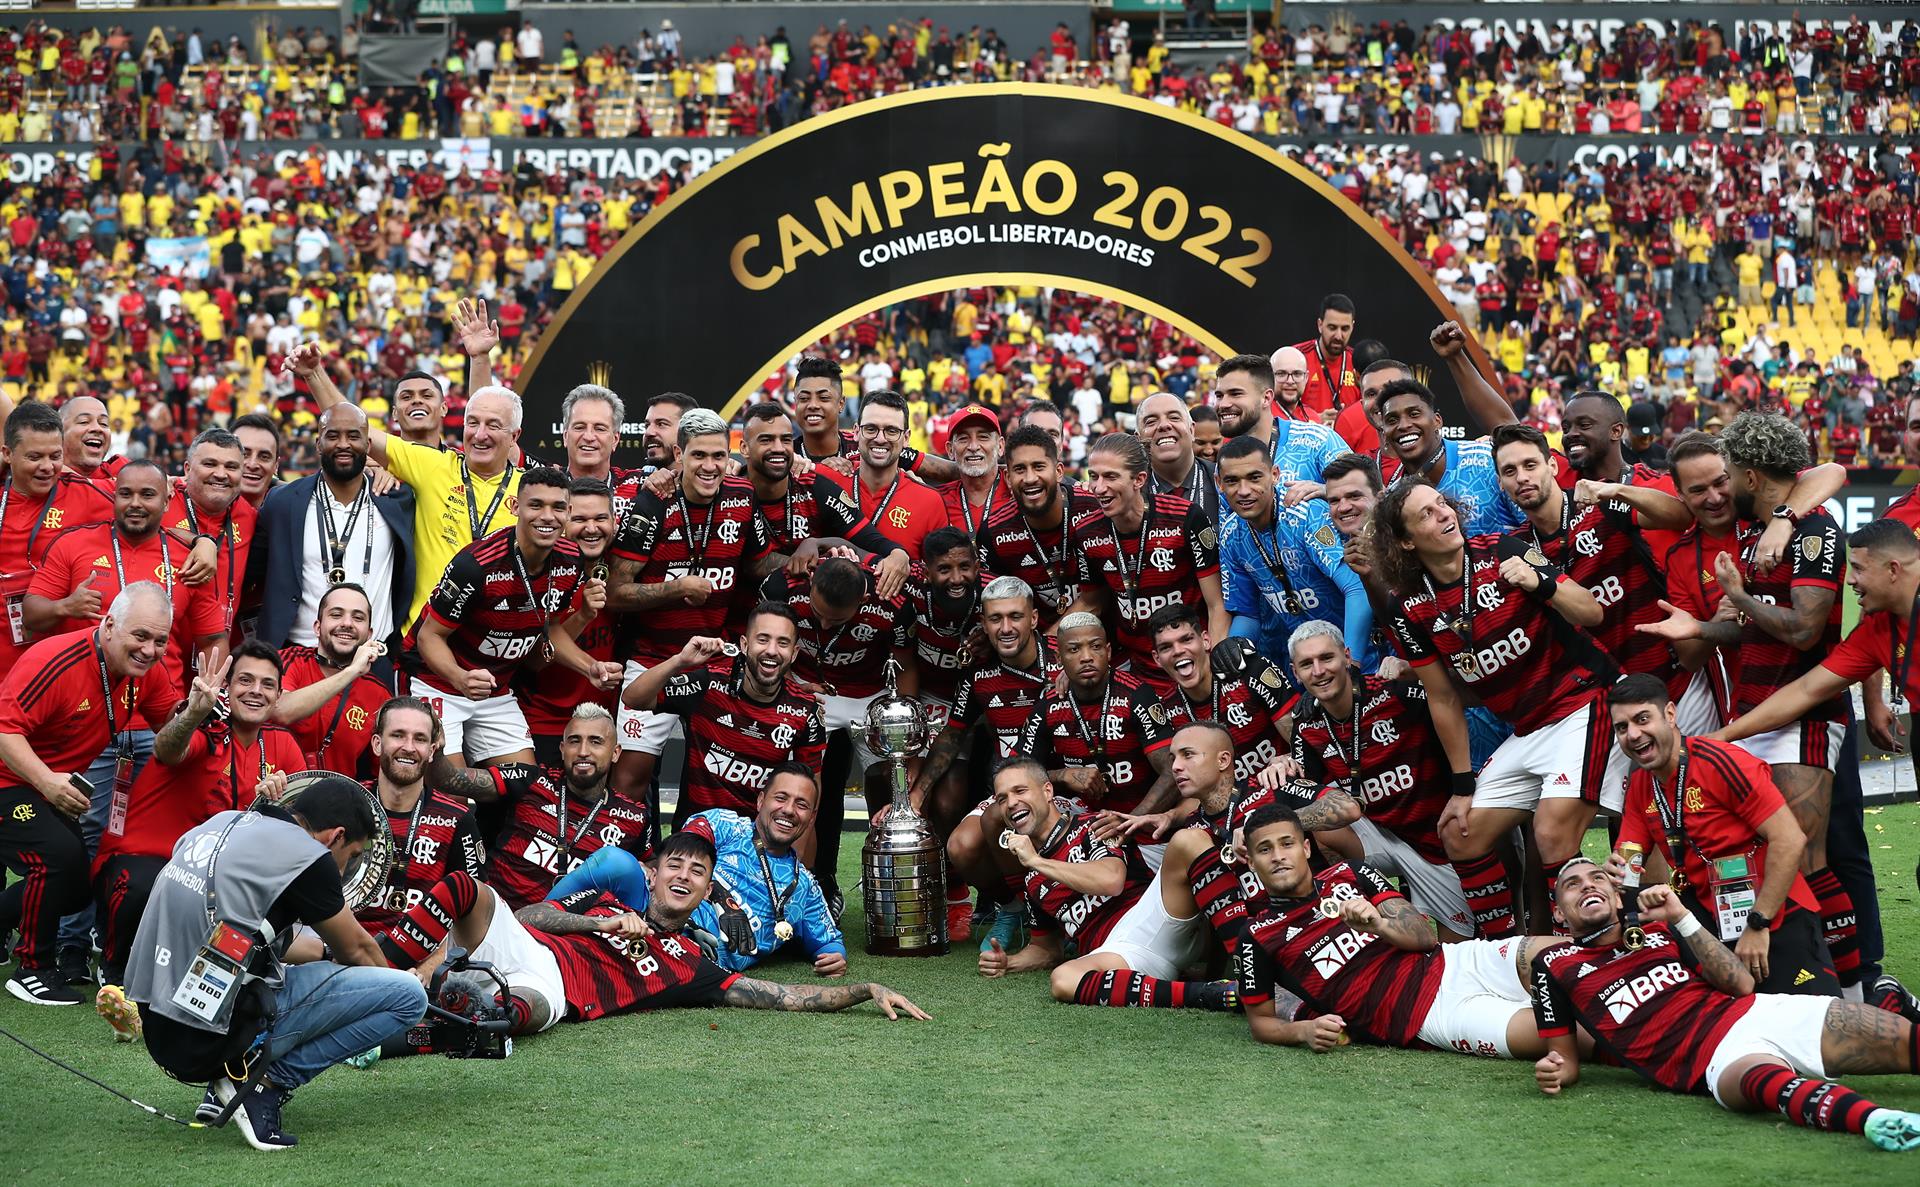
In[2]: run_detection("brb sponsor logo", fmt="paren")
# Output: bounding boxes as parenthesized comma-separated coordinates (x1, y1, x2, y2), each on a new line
(1359, 763, 1414, 805)
(1601, 961, 1690, 1024)
(1457, 627, 1531, 681)
(704, 746, 773, 788)
(1308, 927, 1376, 980)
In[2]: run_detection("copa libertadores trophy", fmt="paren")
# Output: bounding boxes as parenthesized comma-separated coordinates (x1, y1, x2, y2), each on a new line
(861, 658, 949, 955)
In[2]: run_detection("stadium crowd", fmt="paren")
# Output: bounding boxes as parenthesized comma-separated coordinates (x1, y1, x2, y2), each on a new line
(0, 6, 1919, 1161)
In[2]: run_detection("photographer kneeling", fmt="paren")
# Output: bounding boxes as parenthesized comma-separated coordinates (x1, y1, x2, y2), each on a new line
(125, 778, 427, 1152)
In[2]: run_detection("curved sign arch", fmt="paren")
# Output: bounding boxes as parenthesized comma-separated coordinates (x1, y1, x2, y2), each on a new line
(517, 83, 1488, 463)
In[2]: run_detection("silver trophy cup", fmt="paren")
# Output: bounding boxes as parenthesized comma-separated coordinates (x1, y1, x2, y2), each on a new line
(861, 659, 949, 955)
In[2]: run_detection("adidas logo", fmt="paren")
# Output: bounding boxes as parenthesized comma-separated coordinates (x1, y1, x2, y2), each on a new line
(987, 695, 1002, 708)
(494, 599, 513, 610)
(1794, 968, 1814, 986)
(1577, 963, 1596, 976)
(716, 713, 734, 727)
(1020, 554, 1042, 568)
(77, 697, 91, 711)
(93, 555, 111, 567)
(1285, 926, 1303, 941)
(1550, 773, 1572, 786)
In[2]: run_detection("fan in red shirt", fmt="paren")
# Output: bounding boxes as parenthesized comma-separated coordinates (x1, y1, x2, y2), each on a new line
(1289, 293, 1361, 416)
(1530, 861, 1920, 1151)
(91, 642, 304, 992)
(0, 590, 181, 999)
(0, 401, 112, 678)
(277, 584, 391, 777)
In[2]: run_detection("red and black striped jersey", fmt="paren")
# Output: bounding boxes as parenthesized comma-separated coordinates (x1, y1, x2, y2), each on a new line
(410, 527, 585, 694)
(947, 640, 1060, 758)
(613, 478, 773, 662)
(1018, 670, 1173, 813)
(484, 765, 652, 909)
(1386, 533, 1618, 735)
(1161, 651, 1299, 785)
(277, 646, 393, 779)
(1517, 497, 1674, 682)
(533, 888, 738, 1021)
(1238, 862, 1445, 1048)
(1022, 814, 1150, 948)
(1073, 493, 1221, 695)
(1730, 511, 1845, 722)
(756, 471, 899, 559)
(908, 571, 983, 704)
(358, 788, 487, 936)
(761, 563, 916, 698)
(655, 654, 828, 815)
(1530, 925, 1757, 1093)
(1180, 784, 1277, 955)
(976, 488, 1086, 626)
(1291, 675, 1452, 864)
(518, 611, 616, 737)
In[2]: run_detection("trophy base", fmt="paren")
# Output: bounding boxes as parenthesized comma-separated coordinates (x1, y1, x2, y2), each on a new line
(861, 844, 949, 957)
(864, 935, 950, 957)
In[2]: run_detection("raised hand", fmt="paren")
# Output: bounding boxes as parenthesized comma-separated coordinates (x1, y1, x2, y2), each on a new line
(187, 654, 234, 716)
(451, 297, 500, 358)
(64, 570, 104, 620)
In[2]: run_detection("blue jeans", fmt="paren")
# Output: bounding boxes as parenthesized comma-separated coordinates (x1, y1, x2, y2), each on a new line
(57, 728, 156, 952)
(262, 963, 426, 1089)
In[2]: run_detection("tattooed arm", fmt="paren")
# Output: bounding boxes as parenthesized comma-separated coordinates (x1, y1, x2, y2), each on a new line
(1130, 744, 1179, 815)
(1338, 894, 1438, 953)
(513, 901, 630, 936)
(721, 977, 931, 1019)
(907, 726, 969, 806)
(1639, 883, 1752, 996)
(1297, 788, 1363, 832)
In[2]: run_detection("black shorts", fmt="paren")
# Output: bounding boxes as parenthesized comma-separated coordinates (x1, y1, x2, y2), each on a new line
(1683, 896, 1839, 997)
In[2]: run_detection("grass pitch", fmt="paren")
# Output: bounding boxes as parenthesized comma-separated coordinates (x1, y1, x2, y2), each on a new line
(4, 806, 1920, 1185)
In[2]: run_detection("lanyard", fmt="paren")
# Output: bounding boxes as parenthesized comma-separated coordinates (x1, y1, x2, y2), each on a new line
(227, 731, 268, 811)
(1322, 687, 1365, 798)
(1247, 501, 1304, 613)
(110, 526, 175, 595)
(1527, 489, 1574, 557)
(854, 473, 902, 526)
(957, 481, 997, 538)
(1647, 742, 1712, 886)
(94, 638, 133, 754)
(1891, 592, 1920, 704)
(998, 635, 1056, 692)
(180, 498, 235, 618)
(312, 479, 373, 585)
(922, 581, 980, 660)
(1112, 500, 1154, 601)
(676, 493, 718, 570)
(761, 485, 801, 550)
(509, 539, 560, 658)
(1022, 486, 1075, 610)
(387, 788, 431, 873)
(1179, 674, 1223, 726)
(460, 455, 512, 540)
(1314, 343, 1348, 404)
(552, 784, 606, 860)
(1067, 681, 1115, 760)
(754, 839, 801, 926)
(1421, 545, 1480, 653)
(0, 477, 56, 576)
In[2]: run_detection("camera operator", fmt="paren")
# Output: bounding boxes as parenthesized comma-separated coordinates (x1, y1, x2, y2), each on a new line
(125, 778, 427, 1152)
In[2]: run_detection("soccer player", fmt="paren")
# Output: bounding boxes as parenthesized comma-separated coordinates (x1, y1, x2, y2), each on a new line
(620, 610, 828, 826)
(1606, 674, 1839, 996)
(1217, 434, 1374, 673)
(1637, 412, 1858, 989)
(1374, 378, 1524, 535)
(1289, 293, 1363, 416)
(520, 479, 619, 769)
(0, 401, 111, 679)
(374, 830, 927, 1038)
(909, 527, 985, 754)
(977, 425, 1080, 626)
(1530, 859, 1920, 1152)
(608, 409, 774, 803)
(736, 401, 909, 581)
(1372, 479, 1617, 938)
(1235, 804, 1559, 1058)
(1159, 722, 1277, 958)
(409, 466, 616, 766)
(1210, 352, 1349, 496)
(1069, 432, 1226, 697)
(1286, 621, 1469, 938)
(551, 763, 845, 974)
(639, 392, 697, 470)
(1017, 614, 1175, 851)
(1149, 604, 1296, 785)
(274, 584, 391, 776)
(814, 391, 950, 558)
(1139, 392, 1220, 525)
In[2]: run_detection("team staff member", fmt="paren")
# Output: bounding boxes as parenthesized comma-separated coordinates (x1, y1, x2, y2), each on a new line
(290, 341, 525, 630)
(0, 583, 181, 1005)
(936, 405, 1009, 537)
(274, 584, 391, 777)
(0, 402, 112, 678)
(1289, 293, 1362, 417)
(1606, 674, 1838, 997)
(814, 391, 951, 559)
(252, 402, 413, 657)
(1139, 393, 1220, 525)
(165, 429, 256, 638)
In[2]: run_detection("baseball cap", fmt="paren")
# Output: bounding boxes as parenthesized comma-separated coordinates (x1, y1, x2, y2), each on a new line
(1626, 403, 1660, 436)
(949, 405, 1000, 436)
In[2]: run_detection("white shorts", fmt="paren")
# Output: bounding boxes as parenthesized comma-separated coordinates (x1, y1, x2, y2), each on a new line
(1675, 669, 1723, 736)
(409, 678, 533, 763)
(616, 659, 684, 755)
(1091, 870, 1209, 980)
(821, 690, 884, 769)
(1414, 936, 1529, 1058)
(1351, 818, 1473, 937)
(1474, 700, 1626, 814)
(921, 694, 953, 735)
(1734, 719, 1845, 771)
(1704, 994, 1833, 1106)
(467, 888, 566, 1034)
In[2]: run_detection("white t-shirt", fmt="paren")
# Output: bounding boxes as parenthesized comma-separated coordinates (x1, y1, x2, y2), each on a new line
(292, 480, 399, 646)
(860, 360, 894, 393)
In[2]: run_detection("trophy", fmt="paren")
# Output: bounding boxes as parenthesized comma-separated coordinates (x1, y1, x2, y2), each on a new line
(861, 658, 949, 956)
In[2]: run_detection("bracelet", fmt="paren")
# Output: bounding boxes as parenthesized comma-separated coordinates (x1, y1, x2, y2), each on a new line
(1673, 913, 1703, 938)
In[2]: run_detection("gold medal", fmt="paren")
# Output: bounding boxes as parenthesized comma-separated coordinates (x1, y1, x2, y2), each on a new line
(1456, 650, 1479, 680)
(588, 562, 609, 583)
(773, 920, 795, 943)
(997, 829, 1015, 850)
(1316, 898, 1342, 920)
(1218, 840, 1237, 865)
(1623, 924, 1646, 951)
(328, 567, 347, 586)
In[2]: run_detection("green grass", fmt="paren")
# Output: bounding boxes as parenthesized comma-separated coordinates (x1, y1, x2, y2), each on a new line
(6, 809, 1920, 1184)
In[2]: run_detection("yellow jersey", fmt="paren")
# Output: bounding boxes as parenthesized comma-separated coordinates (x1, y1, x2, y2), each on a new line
(383, 437, 523, 628)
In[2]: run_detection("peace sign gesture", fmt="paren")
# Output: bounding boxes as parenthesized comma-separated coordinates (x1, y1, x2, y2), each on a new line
(188, 654, 234, 717)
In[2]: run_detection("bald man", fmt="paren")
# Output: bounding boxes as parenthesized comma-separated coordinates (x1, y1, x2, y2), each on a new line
(1140, 392, 1220, 524)
(60, 396, 122, 493)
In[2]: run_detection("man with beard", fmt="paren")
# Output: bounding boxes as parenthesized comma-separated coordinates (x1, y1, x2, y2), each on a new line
(788, 355, 951, 480)
(1139, 392, 1219, 525)
(230, 412, 282, 508)
(608, 410, 774, 813)
(90, 644, 303, 1027)
(935, 405, 1008, 538)
(620, 609, 828, 826)
(1528, 860, 1920, 1151)
(57, 394, 122, 493)
(640, 393, 697, 471)
(1149, 604, 1296, 787)
(1210, 353, 1349, 500)
(1638, 413, 1859, 993)
(410, 467, 618, 766)
(1217, 435, 1374, 675)
(1070, 433, 1226, 698)
(520, 479, 618, 769)
(1288, 293, 1362, 417)
(921, 576, 1060, 949)
(252, 402, 413, 655)
(273, 584, 391, 776)
(0, 401, 111, 679)
(977, 426, 1080, 628)
(0, 583, 180, 1005)
(814, 392, 950, 559)
(1286, 621, 1470, 938)
(736, 401, 908, 585)
(291, 341, 526, 630)
(1654, 432, 1747, 730)
(165, 429, 256, 638)
(551, 763, 846, 974)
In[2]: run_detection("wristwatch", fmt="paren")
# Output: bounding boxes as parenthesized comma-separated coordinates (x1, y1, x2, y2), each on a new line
(1769, 505, 1799, 524)
(1744, 910, 1773, 932)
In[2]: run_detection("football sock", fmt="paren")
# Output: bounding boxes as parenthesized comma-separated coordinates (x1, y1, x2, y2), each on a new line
(1808, 868, 1861, 985)
(1072, 969, 1238, 1011)
(1738, 1064, 1878, 1134)
(1456, 851, 1517, 939)
(378, 871, 478, 966)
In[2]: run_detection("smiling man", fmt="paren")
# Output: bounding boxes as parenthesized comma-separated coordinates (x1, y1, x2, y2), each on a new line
(519, 479, 619, 769)
(1139, 392, 1219, 524)
(272, 583, 390, 777)
(58, 394, 120, 493)
(167, 428, 257, 638)
(0, 401, 111, 679)
(559, 384, 629, 485)
(1210, 352, 1349, 499)
(977, 425, 1080, 628)
(934, 404, 1008, 537)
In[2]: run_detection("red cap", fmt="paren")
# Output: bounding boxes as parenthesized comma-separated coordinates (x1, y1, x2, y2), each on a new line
(949, 405, 1001, 435)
